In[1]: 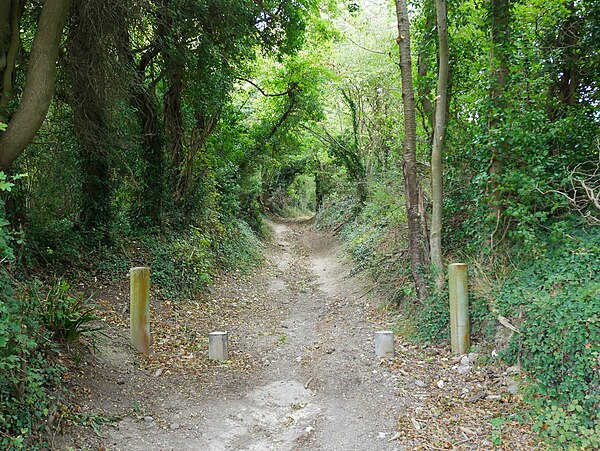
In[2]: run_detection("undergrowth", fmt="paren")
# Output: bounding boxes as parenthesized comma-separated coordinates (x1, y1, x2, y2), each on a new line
(1, 171, 265, 447)
(0, 274, 98, 449)
(318, 188, 599, 449)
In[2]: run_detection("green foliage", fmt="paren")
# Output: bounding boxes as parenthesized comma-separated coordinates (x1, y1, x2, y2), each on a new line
(486, 225, 600, 448)
(35, 281, 101, 344)
(0, 281, 65, 449)
(535, 400, 600, 449)
(139, 218, 264, 302)
(413, 287, 450, 344)
(216, 219, 265, 271)
(0, 172, 15, 262)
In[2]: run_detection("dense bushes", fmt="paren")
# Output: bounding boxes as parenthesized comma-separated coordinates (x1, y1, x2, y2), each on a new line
(319, 192, 599, 449)
(495, 226, 599, 448)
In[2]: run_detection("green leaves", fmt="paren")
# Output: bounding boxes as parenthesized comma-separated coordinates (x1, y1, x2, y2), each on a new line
(489, 226, 600, 448)
(0, 172, 14, 192)
(37, 281, 102, 343)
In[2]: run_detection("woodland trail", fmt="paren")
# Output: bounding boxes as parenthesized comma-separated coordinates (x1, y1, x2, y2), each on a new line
(56, 218, 542, 450)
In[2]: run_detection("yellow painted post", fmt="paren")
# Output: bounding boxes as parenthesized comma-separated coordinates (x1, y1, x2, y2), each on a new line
(448, 263, 470, 355)
(130, 267, 151, 355)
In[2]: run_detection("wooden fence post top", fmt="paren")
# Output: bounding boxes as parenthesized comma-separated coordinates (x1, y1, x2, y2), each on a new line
(130, 266, 150, 273)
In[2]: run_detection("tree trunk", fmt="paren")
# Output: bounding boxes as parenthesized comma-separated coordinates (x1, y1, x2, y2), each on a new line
(546, 1, 581, 122)
(0, 0, 25, 115)
(161, 0, 186, 205)
(174, 110, 219, 204)
(430, 0, 449, 289)
(120, 28, 165, 227)
(68, 0, 113, 240)
(395, 0, 429, 302)
(341, 89, 368, 204)
(0, 0, 71, 170)
(488, 0, 510, 246)
(417, 0, 435, 141)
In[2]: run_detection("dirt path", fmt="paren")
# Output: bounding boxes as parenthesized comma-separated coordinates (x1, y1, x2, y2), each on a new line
(55, 218, 542, 450)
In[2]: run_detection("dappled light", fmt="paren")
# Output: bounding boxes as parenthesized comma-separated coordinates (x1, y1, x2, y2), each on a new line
(0, 0, 598, 449)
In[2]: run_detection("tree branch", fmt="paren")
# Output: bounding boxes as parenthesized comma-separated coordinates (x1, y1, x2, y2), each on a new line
(0, 0, 71, 170)
(238, 77, 295, 97)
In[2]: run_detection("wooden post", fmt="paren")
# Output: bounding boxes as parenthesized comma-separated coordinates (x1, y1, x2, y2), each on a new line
(130, 267, 151, 355)
(208, 332, 229, 361)
(374, 331, 395, 357)
(448, 263, 469, 355)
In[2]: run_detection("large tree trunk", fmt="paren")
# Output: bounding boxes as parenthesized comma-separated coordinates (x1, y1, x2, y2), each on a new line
(174, 110, 219, 204)
(120, 27, 165, 227)
(488, 0, 510, 246)
(430, 0, 449, 289)
(395, 0, 430, 302)
(0, 0, 25, 115)
(416, 0, 435, 141)
(0, 0, 71, 170)
(68, 0, 114, 240)
(164, 50, 185, 191)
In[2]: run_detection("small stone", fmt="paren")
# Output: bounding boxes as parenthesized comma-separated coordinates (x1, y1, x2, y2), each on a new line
(436, 380, 445, 389)
(170, 422, 180, 430)
(154, 369, 163, 377)
(457, 365, 471, 375)
(460, 355, 470, 366)
(144, 416, 154, 423)
(378, 432, 387, 439)
(415, 380, 426, 387)
(305, 426, 314, 433)
(507, 383, 519, 395)
(506, 365, 521, 375)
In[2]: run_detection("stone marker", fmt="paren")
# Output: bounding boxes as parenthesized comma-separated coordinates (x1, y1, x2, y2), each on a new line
(209, 331, 229, 361)
(374, 330, 394, 357)
(448, 263, 470, 355)
(130, 267, 151, 355)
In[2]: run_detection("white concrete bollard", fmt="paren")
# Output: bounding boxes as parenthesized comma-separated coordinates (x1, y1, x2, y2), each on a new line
(375, 331, 395, 357)
(208, 331, 229, 361)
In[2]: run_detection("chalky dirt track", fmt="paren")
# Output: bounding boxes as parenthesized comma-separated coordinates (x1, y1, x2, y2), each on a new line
(55, 218, 542, 450)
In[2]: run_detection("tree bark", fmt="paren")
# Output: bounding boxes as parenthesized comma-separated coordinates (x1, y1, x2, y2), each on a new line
(417, 0, 435, 141)
(174, 110, 219, 203)
(68, 0, 114, 239)
(488, 0, 509, 244)
(430, 0, 449, 289)
(0, 0, 25, 114)
(120, 29, 165, 227)
(395, 0, 429, 302)
(0, 0, 71, 170)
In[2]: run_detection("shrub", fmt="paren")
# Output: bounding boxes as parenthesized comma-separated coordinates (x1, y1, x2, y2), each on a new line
(36, 280, 101, 344)
(0, 277, 65, 449)
(494, 225, 599, 448)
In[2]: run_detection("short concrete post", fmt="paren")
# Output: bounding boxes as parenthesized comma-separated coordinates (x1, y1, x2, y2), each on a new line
(208, 331, 229, 361)
(130, 267, 151, 355)
(448, 263, 470, 355)
(374, 331, 394, 357)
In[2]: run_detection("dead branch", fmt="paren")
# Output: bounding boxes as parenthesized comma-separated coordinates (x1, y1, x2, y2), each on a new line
(536, 158, 600, 225)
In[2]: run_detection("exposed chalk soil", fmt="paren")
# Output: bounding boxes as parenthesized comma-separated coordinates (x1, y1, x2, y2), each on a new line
(53, 218, 543, 450)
